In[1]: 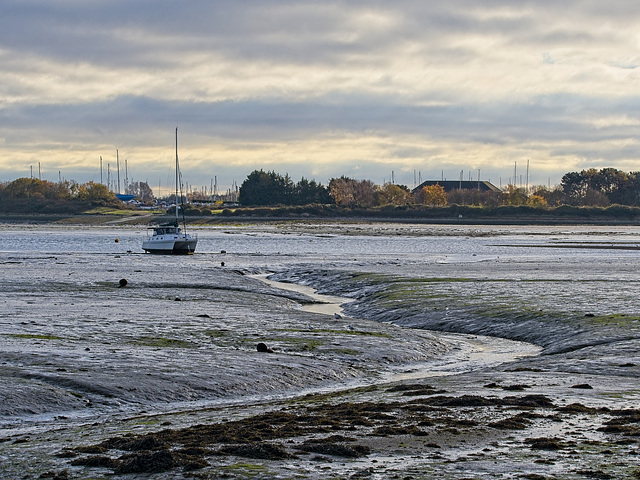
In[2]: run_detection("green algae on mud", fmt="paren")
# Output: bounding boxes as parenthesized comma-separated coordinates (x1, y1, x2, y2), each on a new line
(580, 313, 640, 327)
(7, 333, 65, 341)
(203, 328, 228, 338)
(286, 268, 640, 360)
(279, 327, 392, 338)
(64, 386, 640, 479)
(131, 336, 196, 348)
(266, 336, 326, 351)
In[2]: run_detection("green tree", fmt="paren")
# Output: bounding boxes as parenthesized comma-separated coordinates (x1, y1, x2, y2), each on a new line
(239, 170, 329, 206)
(294, 178, 331, 205)
(561, 171, 589, 201)
(561, 168, 636, 205)
(582, 188, 610, 207)
(0, 178, 122, 213)
(239, 170, 292, 206)
(619, 172, 640, 205)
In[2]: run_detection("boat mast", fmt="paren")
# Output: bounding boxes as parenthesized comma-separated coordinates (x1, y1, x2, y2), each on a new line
(116, 149, 121, 194)
(175, 127, 179, 225)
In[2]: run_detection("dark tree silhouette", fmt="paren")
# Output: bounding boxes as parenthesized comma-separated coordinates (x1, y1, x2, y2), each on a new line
(239, 170, 329, 206)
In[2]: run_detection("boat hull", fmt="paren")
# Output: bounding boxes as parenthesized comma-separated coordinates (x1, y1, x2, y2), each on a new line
(142, 238, 197, 255)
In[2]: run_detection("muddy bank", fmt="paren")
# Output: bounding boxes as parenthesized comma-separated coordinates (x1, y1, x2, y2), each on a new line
(269, 263, 640, 378)
(2, 224, 640, 479)
(0, 259, 453, 425)
(57, 391, 606, 475)
(8, 368, 640, 479)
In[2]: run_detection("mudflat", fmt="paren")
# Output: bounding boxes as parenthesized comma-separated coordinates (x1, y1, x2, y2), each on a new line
(1, 222, 639, 479)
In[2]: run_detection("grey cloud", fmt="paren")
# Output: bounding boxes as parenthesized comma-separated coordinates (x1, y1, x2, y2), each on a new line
(2, 0, 640, 188)
(3, 92, 639, 150)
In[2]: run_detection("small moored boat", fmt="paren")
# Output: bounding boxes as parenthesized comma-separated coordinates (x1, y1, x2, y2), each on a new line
(142, 221, 197, 254)
(142, 128, 198, 255)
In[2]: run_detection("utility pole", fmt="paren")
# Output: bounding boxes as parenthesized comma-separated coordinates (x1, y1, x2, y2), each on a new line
(100, 156, 103, 184)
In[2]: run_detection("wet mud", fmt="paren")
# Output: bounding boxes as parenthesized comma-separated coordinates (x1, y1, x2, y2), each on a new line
(56, 383, 640, 479)
(1, 223, 640, 478)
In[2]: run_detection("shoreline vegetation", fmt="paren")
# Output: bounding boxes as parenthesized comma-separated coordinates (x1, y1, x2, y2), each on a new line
(5, 167, 640, 226)
(5, 203, 640, 226)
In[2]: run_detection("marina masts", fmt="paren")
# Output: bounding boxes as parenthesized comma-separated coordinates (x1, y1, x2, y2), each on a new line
(116, 149, 121, 194)
(175, 127, 179, 223)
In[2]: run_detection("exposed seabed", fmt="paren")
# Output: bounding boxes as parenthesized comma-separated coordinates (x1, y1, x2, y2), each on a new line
(1, 222, 639, 479)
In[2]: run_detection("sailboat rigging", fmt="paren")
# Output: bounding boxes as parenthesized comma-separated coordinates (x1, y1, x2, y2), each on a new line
(142, 128, 198, 254)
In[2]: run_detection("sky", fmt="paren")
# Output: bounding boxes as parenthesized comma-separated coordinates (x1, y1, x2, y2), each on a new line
(1, 1, 640, 195)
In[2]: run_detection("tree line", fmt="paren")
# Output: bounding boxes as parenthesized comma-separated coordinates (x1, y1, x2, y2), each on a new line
(238, 170, 445, 207)
(238, 168, 640, 208)
(3, 167, 640, 214)
(560, 168, 640, 206)
(0, 178, 121, 213)
(237, 170, 331, 206)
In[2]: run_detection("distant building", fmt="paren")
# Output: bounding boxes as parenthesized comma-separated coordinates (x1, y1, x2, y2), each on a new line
(412, 180, 501, 194)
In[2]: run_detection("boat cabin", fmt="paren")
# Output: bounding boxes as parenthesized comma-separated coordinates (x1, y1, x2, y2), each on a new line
(150, 222, 181, 236)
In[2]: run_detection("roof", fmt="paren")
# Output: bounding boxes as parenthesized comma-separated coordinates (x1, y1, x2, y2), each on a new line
(412, 180, 501, 194)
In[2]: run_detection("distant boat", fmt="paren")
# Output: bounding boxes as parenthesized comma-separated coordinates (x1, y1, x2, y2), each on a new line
(142, 128, 197, 255)
(115, 193, 136, 202)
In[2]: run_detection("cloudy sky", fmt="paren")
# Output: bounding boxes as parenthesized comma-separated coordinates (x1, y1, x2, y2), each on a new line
(2, 1, 640, 195)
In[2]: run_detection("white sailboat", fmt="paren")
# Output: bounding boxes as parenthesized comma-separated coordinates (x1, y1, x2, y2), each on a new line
(142, 128, 198, 254)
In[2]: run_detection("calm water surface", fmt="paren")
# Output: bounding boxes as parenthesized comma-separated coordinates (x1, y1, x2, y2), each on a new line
(2, 223, 640, 260)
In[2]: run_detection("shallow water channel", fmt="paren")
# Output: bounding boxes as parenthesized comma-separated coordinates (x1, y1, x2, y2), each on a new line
(259, 274, 542, 381)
